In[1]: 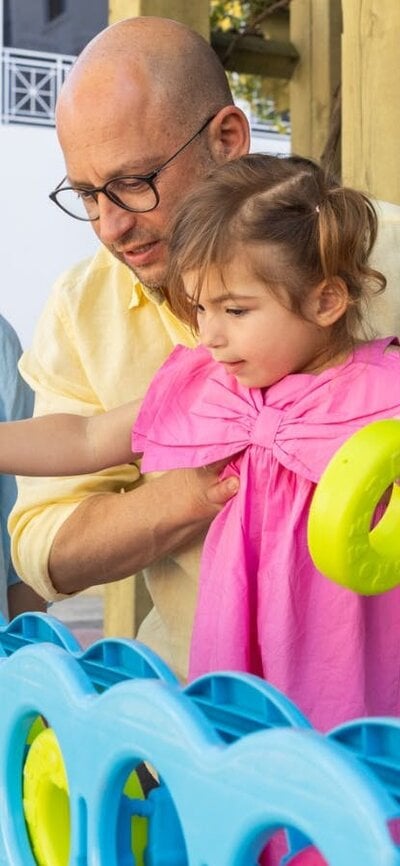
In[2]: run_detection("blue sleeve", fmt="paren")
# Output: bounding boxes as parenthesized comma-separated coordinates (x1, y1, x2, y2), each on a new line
(0, 315, 34, 590)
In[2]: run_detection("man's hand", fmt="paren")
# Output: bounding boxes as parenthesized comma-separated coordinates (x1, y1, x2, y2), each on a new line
(187, 459, 240, 513)
(49, 459, 240, 594)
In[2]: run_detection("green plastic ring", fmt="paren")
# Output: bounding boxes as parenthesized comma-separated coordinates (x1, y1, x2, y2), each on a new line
(307, 419, 400, 595)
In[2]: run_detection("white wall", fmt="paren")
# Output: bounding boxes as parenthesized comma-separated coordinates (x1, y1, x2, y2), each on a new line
(0, 123, 97, 347)
(0, 123, 289, 348)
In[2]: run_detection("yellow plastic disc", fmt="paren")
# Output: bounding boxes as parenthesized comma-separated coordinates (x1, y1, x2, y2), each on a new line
(308, 419, 400, 595)
(23, 727, 148, 866)
(23, 728, 70, 866)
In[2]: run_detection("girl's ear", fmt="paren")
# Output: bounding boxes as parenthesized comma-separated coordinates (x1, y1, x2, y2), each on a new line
(208, 106, 250, 162)
(308, 277, 350, 326)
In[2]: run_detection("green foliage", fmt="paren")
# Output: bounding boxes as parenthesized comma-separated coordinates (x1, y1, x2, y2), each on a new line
(210, 1, 283, 33)
(210, 1, 247, 32)
(228, 72, 290, 132)
(210, 1, 291, 132)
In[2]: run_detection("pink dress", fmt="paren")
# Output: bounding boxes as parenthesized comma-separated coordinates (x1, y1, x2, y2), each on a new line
(133, 337, 400, 731)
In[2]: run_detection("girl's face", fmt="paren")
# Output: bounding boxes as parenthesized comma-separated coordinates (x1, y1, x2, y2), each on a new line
(184, 256, 342, 389)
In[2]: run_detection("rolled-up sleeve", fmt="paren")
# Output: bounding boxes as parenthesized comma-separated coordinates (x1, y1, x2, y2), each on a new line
(9, 287, 140, 601)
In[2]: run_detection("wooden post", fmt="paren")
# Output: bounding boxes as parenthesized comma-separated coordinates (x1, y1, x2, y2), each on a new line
(290, 0, 341, 167)
(342, 0, 400, 204)
(103, 0, 209, 639)
(108, 0, 210, 40)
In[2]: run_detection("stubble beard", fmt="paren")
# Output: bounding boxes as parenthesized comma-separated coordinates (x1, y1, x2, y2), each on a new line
(105, 241, 168, 293)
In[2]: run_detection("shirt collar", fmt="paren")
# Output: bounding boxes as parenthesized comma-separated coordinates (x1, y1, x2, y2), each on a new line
(128, 278, 165, 309)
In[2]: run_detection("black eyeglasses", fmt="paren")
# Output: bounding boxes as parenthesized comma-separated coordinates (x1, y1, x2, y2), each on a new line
(49, 114, 216, 222)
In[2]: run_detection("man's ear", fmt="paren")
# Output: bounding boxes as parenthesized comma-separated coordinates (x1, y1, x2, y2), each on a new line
(308, 277, 350, 326)
(208, 106, 250, 162)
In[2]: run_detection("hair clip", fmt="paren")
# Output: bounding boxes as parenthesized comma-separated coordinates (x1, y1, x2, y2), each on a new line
(315, 204, 320, 213)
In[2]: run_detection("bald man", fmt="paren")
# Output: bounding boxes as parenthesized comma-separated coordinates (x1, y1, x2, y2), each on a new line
(9, 17, 249, 680)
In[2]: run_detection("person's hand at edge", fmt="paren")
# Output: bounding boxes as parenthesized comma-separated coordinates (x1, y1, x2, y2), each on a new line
(183, 455, 240, 516)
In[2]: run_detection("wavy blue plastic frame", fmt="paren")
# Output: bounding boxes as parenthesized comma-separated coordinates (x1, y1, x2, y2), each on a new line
(0, 612, 399, 866)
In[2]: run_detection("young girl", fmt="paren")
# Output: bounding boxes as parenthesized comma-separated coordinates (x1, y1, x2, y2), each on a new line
(132, 154, 400, 733)
(2, 154, 400, 735)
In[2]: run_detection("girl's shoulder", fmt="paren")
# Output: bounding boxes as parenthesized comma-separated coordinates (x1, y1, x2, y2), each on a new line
(353, 336, 400, 367)
(337, 336, 400, 415)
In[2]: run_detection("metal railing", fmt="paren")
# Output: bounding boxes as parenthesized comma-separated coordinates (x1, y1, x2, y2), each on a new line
(1, 46, 75, 126)
(0, 45, 290, 145)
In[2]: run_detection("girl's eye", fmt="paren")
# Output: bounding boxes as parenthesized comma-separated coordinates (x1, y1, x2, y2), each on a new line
(226, 307, 247, 317)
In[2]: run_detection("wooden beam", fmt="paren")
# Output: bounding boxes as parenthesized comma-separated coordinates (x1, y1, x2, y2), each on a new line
(211, 31, 299, 80)
(108, 0, 210, 40)
(109, 2, 298, 79)
(342, 0, 400, 204)
(290, 0, 341, 166)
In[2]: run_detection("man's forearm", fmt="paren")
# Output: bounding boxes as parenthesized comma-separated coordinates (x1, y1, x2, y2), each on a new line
(49, 467, 238, 594)
(8, 582, 47, 618)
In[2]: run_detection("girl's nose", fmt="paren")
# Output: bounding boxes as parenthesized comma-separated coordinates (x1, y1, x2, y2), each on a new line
(198, 314, 226, 349)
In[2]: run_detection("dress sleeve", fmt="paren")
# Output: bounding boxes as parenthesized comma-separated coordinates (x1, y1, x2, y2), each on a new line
(132, 344, 258, 471)
(132, 344, 192, 456)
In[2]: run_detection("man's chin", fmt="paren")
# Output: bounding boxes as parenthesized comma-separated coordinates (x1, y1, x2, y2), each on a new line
(109, 247, 167, 290)
(129, 265, 167, 292)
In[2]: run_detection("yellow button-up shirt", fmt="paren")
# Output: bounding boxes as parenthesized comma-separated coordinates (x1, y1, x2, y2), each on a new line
(9, 244, 199, 679)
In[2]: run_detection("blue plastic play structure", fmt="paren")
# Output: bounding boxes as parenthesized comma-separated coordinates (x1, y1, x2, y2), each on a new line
(0, 611, 400, 865)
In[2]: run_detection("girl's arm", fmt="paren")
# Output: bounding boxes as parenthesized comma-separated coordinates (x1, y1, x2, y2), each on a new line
(0, 400, 140, 477)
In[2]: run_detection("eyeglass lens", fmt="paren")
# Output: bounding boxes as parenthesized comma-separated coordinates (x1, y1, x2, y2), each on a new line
(54, 176, 159, 220)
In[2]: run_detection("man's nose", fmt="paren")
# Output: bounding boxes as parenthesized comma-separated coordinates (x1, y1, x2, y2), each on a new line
(95, 194, 138, 245)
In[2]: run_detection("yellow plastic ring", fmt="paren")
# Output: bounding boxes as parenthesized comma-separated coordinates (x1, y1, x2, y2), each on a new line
(23, 727, 70, 866)
(307, 419, 400, 595)
(23, 727, 148, 866)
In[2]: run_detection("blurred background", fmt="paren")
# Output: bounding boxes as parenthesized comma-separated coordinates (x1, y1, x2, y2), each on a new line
(2, 1, 399, 346)
(0, 0, 293, 347)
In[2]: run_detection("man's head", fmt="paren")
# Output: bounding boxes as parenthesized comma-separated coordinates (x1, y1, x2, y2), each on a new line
(54, 16, 250, 290)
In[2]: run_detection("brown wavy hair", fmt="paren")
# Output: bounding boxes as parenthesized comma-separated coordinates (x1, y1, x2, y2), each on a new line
(167, 153, 386, 351)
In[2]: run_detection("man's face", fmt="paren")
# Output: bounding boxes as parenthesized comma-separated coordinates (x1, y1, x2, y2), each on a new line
(58, 95, 216, 290)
